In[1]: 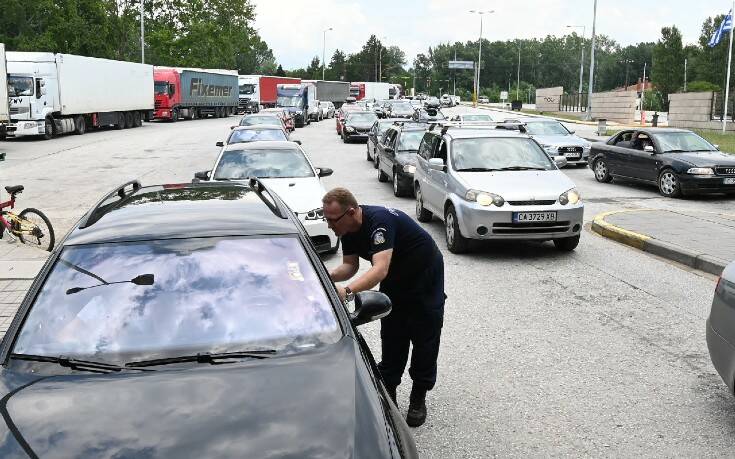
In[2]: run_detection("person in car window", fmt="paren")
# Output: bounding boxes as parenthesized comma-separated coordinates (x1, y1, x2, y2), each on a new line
(322, 187, 446, 428)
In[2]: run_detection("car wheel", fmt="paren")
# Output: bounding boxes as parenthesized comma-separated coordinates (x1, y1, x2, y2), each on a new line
(393, 170, 407, 197)
(377, 159, 388, 182)
(553, 235, 580, 251)
(593, 158, 612, 183)
(367, 146, 372, 161)
(373, 151, 379, 169)
(342, 132, 348, 143)
(445, 205, 469, 254)
(415, 185, 433, 222)
(658, 169, 682, 198)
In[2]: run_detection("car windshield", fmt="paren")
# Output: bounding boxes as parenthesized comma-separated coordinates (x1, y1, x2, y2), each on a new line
(462, 115, 493, 122)
(277, 96, 302, 108)
(392, 103, 413, 111)
(398, 130, 426, 151)
(452, 138, 555, 171)
(229, 129, 287, 143)
(347, 113, 378, 123)
(654, 131, 717, 152)
(214, 148, 314, 179)
(239, 84, 255, 95)
(7, 75, 34, 97)
(12, 237, 341, 363)
(378, 122, 394, 134)
(240, 116, 282, 126)
(525, 121, 570, 136)
(154, 81, 169, 95)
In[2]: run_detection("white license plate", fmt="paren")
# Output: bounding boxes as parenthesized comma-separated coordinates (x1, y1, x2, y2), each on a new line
(564, 152, 581, 158)
(725, 178, 735, 185)
(513, 211, 557, 223)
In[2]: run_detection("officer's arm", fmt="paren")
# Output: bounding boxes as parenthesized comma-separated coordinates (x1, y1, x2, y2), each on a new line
(330, 255, 360, 282)
(345, 249, 392, 293)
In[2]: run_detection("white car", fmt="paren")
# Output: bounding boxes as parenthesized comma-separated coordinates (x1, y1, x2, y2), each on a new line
(478, 96, 490, 104)
(196, 140, 338, 253)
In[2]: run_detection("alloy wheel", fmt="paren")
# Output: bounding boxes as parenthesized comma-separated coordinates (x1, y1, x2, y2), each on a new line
(445, 212, 455, 246)
(594, 160, 607, 180)
(659, 171, 679, 196)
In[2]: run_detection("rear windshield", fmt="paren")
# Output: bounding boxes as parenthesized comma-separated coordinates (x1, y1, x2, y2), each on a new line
(215, 148, 314, 179)
(229, 128, 287, 144)
(13, 237, 341, 363)
(240, 116, 282, 126)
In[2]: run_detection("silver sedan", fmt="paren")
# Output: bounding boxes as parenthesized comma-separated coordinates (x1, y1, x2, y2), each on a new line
(707, 262, 735, 395)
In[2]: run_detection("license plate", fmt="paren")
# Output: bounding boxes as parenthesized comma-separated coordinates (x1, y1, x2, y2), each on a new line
(564, 152, 581, 159)
(725, 178, 735, 185)
(513, 211, 557, 223)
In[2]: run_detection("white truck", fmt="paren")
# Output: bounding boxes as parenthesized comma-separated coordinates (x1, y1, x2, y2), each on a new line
(0, 44, 9, 140)
(5, 52, 153, 139)
(349, 82, 391, 101)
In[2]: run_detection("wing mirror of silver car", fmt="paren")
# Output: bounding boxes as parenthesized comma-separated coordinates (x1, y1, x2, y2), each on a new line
(350, 291, 392, 326)
(553, 156, 568, 168)
(216, 141, 224, 147)
(714, 144, 720, 150)
(316, 167, 333, 177)
(429, 158, 446, 172)
(644, 145, 655, 153)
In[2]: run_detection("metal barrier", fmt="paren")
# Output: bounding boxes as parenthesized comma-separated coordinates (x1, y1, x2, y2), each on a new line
(559, 93, 587, 112)
(711, 92, 735, 121)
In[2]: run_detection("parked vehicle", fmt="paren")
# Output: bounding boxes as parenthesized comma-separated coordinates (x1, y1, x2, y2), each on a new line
(342, 111, 378, 143)
(218, 125, 290, 146)
(261, 107, 295, 132)
(450, 113, 495, 123)
(441, 94, 453, 107)
(277, 83, 315, 128)
(367, 118, 405, 165)
(424, 97, 441, 109)
(154, 67, 238, 121)
(376, 123, 430, 197)
(589, 128, 735, 197)
(303, 80, 350, 109)
(336, 104, 364, 135)
(237, 75, 300, 114)
(319, 100, 335, 119)
(5, 52, 153, 139)
(0, 44, 8, 140)
(388, 83, 403, 99)
(412, 107, 446, 123)
(478, 96, 490, 103)
(413, 126, 583, 253)
(523, 119, 591, 166)
(0, 179, 418, 457)
(385, 100, 415, 119)
(237, 113, 287, 132)
(349, 82, 391, 101)
(707, 261, 735, 396)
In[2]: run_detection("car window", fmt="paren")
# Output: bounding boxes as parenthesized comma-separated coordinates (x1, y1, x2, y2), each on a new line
(398, 130, 425, 151)
(214, 148, 314, 179)
(13, 237, 342, 363)
(240, 116, 282, 126)
(384, 130, 398, 147)
(346, 113, 378, 123)
(418, 134, 435, 160)
(654, 131, 717, 152)
(524, 121, 570, 136)
(451, 137, 555, 171)
(435, 139, 448, 162)
(461, 114, 494, 122)
(613, 131, 634, 145)
(228, 129, 287, 144)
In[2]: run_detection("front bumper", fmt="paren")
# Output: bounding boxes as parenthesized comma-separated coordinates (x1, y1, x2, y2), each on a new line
(6, 120, 45, 137)
(679, 174, 735, 194)
(301, 218, 337, 253)
(344, 129, 369, 140)
(154, 109, 173, 120)
(453, 201, 584, 240)
(707, 318, 735, 395)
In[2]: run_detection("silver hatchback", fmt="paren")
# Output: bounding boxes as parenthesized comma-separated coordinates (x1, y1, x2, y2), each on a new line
(413, 127, 584, 253)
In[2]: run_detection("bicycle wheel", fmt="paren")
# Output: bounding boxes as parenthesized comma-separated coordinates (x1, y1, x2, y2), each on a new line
(18, 208, 55, 252)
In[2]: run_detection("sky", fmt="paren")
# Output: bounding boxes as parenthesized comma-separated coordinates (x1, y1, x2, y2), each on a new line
(251, 0, 730, 70)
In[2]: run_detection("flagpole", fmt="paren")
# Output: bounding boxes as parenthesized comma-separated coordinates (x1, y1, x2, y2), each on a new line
(724, 3, 734, 133)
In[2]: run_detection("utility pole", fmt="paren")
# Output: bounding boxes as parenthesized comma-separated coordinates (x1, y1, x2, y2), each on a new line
(566, 25, 586, 95)
(453, 49, 457, 96)
(470, 10, 494, 106)
(140, 0, 145, 63)
(585, 0, 597, 119)
(322, 27, 332, 80)
(684, 58, 688, 92)
(379, 36, 387, 82)
(516, 41, 521, 101)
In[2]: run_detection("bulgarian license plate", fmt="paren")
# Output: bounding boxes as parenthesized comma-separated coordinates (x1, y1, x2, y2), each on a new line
(513, 211, 557, 223)
(725, 178, 735, 185)
(564, 152, 581, 159)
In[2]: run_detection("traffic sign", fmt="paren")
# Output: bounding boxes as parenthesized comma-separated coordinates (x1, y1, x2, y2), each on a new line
(448, 61, 474, 70)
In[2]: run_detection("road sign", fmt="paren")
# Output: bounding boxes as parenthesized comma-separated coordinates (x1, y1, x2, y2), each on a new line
(500, 91, 509, 101)
(448, 61, 474, 70)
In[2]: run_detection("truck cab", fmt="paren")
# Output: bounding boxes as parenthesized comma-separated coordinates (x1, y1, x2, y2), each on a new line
(277, 84, 310, 128)
(238, 75, 260, 114)
(153, 68, 181, 121)
(6, 61, 57, 138)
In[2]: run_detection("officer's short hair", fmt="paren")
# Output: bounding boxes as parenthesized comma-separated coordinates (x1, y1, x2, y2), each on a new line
(322, 187, 358, 210)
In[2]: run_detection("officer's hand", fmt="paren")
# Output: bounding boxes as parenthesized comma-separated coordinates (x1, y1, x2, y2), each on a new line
(336, 285, 347, 303)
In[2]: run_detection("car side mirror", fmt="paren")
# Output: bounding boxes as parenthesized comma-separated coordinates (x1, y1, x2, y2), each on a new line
(554, 156, 568, 168)
(292, 140, 302, 145)
(216, 141, 224, 147)
(230, 126, 236, 130)
(568, 130, 575, 135)
(384, 146, 394, 154)
(316, 167, 333, 177)
(350, 291, 392, 326)
(429, 158, 446, 172)
(193, 170, 210, 181)
(714, 144, 720, 150)
(644, 145, 655, 153)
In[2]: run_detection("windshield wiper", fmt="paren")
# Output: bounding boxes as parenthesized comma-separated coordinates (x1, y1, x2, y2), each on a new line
(124, 350, 277, 368)
(456, 167, 499, 172)
(495, 166, 547, 171)
(9, 353, 133, 374)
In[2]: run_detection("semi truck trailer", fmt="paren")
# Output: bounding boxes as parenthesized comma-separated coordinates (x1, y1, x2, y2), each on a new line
(238, 75, 300, 113)
(348, 82, 391, 101)
(302, 80, 349, 108)
(5, 52, 153, 139)
(154, 67, 238, 121)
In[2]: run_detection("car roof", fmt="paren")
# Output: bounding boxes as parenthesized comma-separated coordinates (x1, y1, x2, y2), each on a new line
(222, 140, 301, 152)
(439, 128, 528, 140)
(232, 124, 284, 131)
(65, 182, 298, 246)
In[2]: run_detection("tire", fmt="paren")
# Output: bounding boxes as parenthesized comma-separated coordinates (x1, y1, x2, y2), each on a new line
(126, 112, 136, 128)
(43, 117, 55, 139)
(191, 109, 198, 120)
(393, 170, 407, 197)
(134, 112, 143, 127)
(367, 146, 372, 161)
(593, 158, 612, 183)
(73, 115, 86, 135)
(18, 208, 55, 252)
(445, 205, 469, 253)
(114, 113, 125, 130)
(415, 185, 433, 222)
(553, 235, 580, 251)
(171, 108, 179, 123)
(658, 169, 682, 198)
(377, 159, 388, 182)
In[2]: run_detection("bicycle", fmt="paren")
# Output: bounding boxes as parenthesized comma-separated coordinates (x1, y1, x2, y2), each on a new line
(0, 185, 55, 252)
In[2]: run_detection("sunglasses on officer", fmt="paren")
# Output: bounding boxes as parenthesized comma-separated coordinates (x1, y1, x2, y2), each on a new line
(325, 207, 354, 224)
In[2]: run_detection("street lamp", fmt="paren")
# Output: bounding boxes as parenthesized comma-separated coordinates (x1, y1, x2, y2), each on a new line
(619, 58, 634, 88)
(585, 0, 598, 120)
(566, 25, 585, 95)
(379, 36, 387, 82)
(469, 9, 494, 106)
(140, 0, 145, 63)
(322, 27, 332, 80)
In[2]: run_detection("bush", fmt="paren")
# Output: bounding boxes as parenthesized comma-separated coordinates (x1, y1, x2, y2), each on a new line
(686, 80, 721, 93)
(641, 90, 665, 111)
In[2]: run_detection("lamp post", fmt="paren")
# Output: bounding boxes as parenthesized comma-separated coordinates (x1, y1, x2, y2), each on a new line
(585, 0, 597, 120)
(469, 9, 494, 107)
(140, 0, 145, 63)
(379, 36, 387, 82)
(322, 27, 332, 80)
(566, 25, 585, 95)
(620, 58, 634, 89)
(516, 40, 521, 101)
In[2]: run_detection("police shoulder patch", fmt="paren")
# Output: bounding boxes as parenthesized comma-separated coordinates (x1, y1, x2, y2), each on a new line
(372, 228, 386, 245)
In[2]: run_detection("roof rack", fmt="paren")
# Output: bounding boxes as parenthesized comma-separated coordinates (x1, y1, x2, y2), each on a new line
(78, 180, 141, 229)
(248, 177, 289, 220)
(426, 120, 528, 135)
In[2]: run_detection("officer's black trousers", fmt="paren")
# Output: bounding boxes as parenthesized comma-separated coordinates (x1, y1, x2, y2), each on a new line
(378, 251, 445, 392)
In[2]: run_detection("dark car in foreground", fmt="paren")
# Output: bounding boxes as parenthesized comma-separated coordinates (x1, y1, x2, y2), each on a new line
(376, 123, 429, 197)
(589, 128, 735, 197)
(0, 181, 417, 458)
(342, 112, 378, 143)
(708, 261, 735, 396)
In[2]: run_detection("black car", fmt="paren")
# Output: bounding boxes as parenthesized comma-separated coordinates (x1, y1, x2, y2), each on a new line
(411, 107, 446, 123)
(590, 128, 735, 197)
(0, 180, 418, 458)
(385, 101, 415, 119)
(376, 123, 429, 197)
(342, 111, 378, 143)
(367, 118, 404, 165)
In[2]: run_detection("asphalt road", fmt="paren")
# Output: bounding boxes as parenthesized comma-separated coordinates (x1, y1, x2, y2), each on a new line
(1, 108, 734, 457)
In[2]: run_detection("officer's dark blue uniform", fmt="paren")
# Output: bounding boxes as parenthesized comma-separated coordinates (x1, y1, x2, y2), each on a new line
(341, 205, 445, 393)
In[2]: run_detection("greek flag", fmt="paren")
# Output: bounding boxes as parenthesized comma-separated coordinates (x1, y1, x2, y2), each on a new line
(709, 10, 733, 47)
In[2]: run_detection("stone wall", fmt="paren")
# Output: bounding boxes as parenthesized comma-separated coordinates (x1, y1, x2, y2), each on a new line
(666, 92, 735, 131)
(589, 91, 637, 122)
(535, 87, 563, 112)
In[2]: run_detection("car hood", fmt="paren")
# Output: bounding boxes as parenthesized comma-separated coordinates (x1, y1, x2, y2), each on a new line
(457, 170, 576, 200)
(345, 122, 374, 130)
(396, 152, 419, 166)
(530, 134, 590, 147)
(0, 339, 396, 458)
(662, 150, 735, 166)
(259, 176, 325, 213)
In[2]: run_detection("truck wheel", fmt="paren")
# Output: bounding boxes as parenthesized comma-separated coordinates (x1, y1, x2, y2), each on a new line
(191, 109, 198, 120)
(43, 117, 55, 140)
(134, 112, 143, 127)
(114, 113, 125, 130)
(171, 109, 179, 123)
(125, 112, 135, 128)
(73, 116, 86, 135)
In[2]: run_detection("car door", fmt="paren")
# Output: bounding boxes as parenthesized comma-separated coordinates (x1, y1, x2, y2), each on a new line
(379, 130, 397, 177)
(618, 131, 659, 182)
(423, 135, 447, 214)
(367, 122, 378, 156)
(415, 133, 437, 208)
(599, 130, 634, 175)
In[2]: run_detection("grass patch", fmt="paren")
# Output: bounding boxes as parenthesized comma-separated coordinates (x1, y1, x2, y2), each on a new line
(520, 109, 585, 122)
(693, 130, 735, 153)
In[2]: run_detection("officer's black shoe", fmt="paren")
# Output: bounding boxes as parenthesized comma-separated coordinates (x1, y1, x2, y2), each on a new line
(385, 385, 398, 405)
(406, 387, 427, 427)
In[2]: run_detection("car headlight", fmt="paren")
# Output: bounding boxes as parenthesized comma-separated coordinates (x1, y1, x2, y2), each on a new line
(582, 144, 591, 152)
(304, 208, 324, 220)
(559, 188, 581, 205)
(465, 189, 505, 207)
(403, 165, 416, 174)
(687, 167, 714, 175)
(346, 126, 355, 132)
(541, 144, 557, 154)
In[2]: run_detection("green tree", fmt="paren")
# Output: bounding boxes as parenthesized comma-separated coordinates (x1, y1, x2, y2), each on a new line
(652, 26, 685, 102)
(326, 49, 347, 81)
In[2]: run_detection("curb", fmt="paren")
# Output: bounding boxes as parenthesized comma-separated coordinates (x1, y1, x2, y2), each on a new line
(591, 210, 728, 276)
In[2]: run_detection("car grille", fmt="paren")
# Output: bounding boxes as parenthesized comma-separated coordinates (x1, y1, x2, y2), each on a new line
(715, 166, 735, 176)
(559, 146, 583, 153)
(9, 107, 28, 115)
(492, 221, 571, 234)
(507, 200, 557, 206)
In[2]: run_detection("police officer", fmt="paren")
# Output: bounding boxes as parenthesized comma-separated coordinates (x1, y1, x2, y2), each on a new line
(322, 187, 445, 427)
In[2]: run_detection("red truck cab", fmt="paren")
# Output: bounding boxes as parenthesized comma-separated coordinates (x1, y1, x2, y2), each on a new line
(154, 69, 180, 121)
(349, 83, 366, 101)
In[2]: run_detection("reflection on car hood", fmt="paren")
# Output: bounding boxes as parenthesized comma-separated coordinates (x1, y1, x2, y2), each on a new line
(260, 177, 326, 213)
(0, 339, 395, 458)
(457, 170, 576, 200)
(396, 152, 418, 166)
(663, 150, 735, 166)
(345, 123, 374, 130)
(530, 134, 590, 147)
